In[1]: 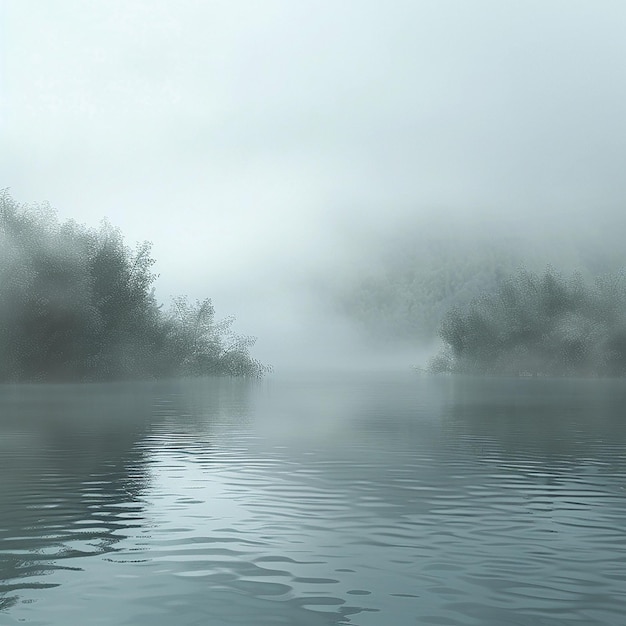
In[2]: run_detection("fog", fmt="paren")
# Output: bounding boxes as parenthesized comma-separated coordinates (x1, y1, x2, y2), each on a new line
(3, 1, 626, 371)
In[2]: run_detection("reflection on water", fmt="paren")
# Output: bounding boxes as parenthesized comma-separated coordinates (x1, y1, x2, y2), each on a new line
(1, 374, 626, 625)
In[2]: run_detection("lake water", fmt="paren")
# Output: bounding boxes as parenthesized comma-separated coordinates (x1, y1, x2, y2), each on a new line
(1, 372, 625, 625)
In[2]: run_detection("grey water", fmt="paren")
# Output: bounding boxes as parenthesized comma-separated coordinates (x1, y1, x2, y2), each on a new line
(1, 373, 625, 626)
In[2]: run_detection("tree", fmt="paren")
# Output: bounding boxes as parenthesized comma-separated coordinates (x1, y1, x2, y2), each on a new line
(0, 191, 269, 381)
(429, 268, 626, 377)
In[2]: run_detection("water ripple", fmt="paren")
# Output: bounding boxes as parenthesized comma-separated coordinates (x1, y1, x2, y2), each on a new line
(2, 375, 626, 625)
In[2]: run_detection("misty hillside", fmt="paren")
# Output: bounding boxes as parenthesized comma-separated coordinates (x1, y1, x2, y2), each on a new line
(0, 192, 268, 382)
(429, 267, 626, 377)
(329, 213, 626, 346)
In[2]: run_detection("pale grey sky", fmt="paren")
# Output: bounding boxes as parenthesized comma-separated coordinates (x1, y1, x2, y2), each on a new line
(2, 1, 626, 368)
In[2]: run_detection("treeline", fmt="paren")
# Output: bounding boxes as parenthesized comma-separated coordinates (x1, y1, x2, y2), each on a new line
(335, 237, 523, 342)
(333, 217, 625, 345)
(428, 268, 626, 377)
(0, 192, 269, 382)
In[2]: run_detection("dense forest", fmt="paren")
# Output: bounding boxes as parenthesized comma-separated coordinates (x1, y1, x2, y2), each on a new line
(333, 237, 522, 343)
(428, 268, 626, 377)
(0, 192, 268, 382)
(332, 216, 625, 345)
(325, 214, 626, 377)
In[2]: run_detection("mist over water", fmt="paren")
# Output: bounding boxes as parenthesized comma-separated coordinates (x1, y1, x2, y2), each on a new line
(4, 4, 626, 625)
(2, 375, 626, 625)
(4, 1, 626, 371)
(219, 208, 626, 372)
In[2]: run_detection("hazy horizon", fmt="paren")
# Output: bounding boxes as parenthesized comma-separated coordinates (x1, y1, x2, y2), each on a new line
(3, 1, 626, 371)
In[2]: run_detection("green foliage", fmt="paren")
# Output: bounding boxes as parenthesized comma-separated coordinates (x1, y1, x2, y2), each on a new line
(335, 237, 527, 342)
(333, 219, 626, 345)
(0, 191, 269, 382)
(429, 267, 626, 377)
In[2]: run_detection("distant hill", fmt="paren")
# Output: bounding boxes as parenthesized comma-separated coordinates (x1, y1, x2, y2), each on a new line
(327, 212, 626, 346)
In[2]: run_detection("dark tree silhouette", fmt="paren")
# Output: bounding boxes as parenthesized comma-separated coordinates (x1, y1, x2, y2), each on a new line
(0, 192, 269, 381)
(429, 267, 626, 377)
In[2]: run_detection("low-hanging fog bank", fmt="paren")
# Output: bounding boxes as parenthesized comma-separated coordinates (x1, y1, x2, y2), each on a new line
(152, 203, 626, 373)
(5, 1, 626, 373)
(4, 190, 626, 376)
(325, 207, 626, 343)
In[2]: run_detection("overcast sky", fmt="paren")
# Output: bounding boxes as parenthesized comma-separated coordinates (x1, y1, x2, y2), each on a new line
(2, 1, 626, 368)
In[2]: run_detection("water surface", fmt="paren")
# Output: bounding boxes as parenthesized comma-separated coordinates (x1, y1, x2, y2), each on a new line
(1, 373, 625, 625)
